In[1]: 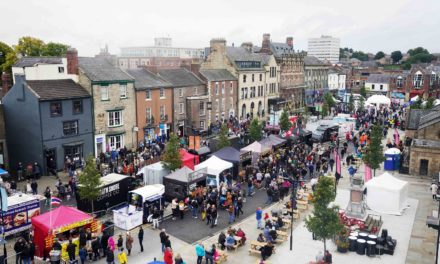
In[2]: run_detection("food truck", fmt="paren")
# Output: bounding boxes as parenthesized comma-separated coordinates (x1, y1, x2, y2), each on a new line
(163, 167, 208, 200)
(1, 193, 40, 236)
(76, 173, 131, 213)
(113, 184, 164, 230)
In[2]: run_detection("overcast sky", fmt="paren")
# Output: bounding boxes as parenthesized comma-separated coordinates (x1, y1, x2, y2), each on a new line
(2, 0, 439, 56)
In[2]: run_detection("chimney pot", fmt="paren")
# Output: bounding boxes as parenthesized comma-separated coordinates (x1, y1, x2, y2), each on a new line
(66, 48, 79, 75)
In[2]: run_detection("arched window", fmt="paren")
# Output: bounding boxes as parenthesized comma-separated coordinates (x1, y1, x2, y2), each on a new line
(241, 104, 247, 118)
(413, 71, 423, 89)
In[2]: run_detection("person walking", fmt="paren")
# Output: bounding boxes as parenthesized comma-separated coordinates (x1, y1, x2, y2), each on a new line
(21, 242, 30, 264)
(106, 247, 115, 264)
(160, 229, 167, 253)
(125, 232, 133, 256)
(228, 205, 235, 224)
(174, 253, 185, 264)
(117, 234, 124, 251)
(431, 182, 438, 200)
(152, 208, 160, 229)
(164, 247, 173, 264)
(256, 207, 263, 229)
(30, 180, 38, 195)
(67, 239, 77, 262)
(195, 243, 205, 264)
(138, 226, 144, 252)
(117, 248, 127, 264)
(79, 246, 87, 264)
(205, 244, 215, 264)
(44, 186, 51, 206)
(210, 205, 217, 228)
(14, 237, 25, 264)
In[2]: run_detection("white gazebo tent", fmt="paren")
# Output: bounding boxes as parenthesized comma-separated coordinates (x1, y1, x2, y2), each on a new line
(194, 156, 233, 187)
(240, 141, 271, 163)
(136, 162, 170, 185)
(364, 172, 409, 215)
(366, 94, 391, 108)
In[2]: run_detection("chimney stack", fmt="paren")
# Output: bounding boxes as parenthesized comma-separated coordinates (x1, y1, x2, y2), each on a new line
(209, 39, 226, 55)
(241, 42, 253, 53)
(190, 63, 201, 75)
(286, 37, 294, 48)
(66, 48, 79, 75)
(1, 72, 11, 97)
(260, 33, 271, 54)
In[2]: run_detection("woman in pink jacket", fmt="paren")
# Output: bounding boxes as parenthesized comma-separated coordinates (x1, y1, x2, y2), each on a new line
(108, 236, 115, 251)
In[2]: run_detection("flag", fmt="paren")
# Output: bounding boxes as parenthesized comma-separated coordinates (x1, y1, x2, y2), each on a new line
(394, 128, 400, 146)
(51, 197, 62, 206)
(365, 164, 372, 182)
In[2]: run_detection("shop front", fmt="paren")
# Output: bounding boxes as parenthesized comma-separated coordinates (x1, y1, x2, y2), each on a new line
(94, 134, 106, 157)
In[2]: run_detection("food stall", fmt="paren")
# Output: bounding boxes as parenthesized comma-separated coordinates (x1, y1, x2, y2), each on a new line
(76, 173, 131, 213)
(180, 148, 199, 170)
(113, 184, 165, 230)
(211, 146, 251, 178)
(240, 141, 271, 164)
(194, 156, 233, 188)
(136, 162, 170, 185)
(1, 193, 40, 236)
(32, 206, 96, 259)
(163, 166, 208, 200)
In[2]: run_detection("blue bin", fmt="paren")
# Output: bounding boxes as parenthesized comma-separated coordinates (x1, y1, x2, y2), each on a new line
(384, 154, 395, 170)
(394, 154, 401, 170)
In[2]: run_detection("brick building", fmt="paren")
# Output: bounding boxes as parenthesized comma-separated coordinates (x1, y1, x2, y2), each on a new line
(125, 68, 173, 144)
(199, 69, 238, 125)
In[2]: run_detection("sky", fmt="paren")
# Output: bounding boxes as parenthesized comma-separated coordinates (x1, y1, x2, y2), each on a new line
(1, 0, 439, 57)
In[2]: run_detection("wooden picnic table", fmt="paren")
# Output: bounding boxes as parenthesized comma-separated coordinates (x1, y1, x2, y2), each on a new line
(249, 240, 266, 255)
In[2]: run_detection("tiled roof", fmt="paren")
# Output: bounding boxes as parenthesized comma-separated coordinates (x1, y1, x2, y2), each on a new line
(158, 68, 204, 87)
(13, 57, 63, 67)
(199, 69, 237, 81)
(406, 109, 428, 130)
(125, 68, 171, 90)
(413, 138, 440, 149)
(418, 109, 440, 129)
(26, 79, 90, 101)
(366, 73, 391, 83)
(226, 47, 265, 70)
(79, 57, 133, 82)
(269, 42, 294, 57)
(304, 56, 327, 66)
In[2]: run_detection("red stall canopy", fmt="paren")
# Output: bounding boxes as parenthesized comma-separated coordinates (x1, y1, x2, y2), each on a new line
(180, 148, 199, 170)
(32, 206, 94, 257)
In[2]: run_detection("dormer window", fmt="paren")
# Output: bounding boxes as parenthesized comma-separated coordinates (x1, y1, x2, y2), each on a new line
(396, 76, 403, 88)
(413, 71, 423, 89)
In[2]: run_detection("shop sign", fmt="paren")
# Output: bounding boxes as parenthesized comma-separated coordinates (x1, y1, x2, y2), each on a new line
(1, 199, 40, 236)
(53, 218, 93, 234)
(240, 151, 252, 162)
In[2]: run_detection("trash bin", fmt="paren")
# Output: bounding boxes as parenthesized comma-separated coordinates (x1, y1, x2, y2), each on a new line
(384, 148, 401, 171)
(102, 220, 114, 236)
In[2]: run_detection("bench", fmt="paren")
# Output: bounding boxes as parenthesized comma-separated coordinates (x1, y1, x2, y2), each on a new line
(227, 243, 239, 251)
(296, 200, 309, 210)
(249, 248, 261, 255)
(276, 230, 288, 241)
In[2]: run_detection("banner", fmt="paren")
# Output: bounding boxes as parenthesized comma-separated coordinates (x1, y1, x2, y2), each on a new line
(365, 165, 372, 183)
(1, 198, 40, 236)
(194, 136, 200, 150)
(188, 136, 195, 149)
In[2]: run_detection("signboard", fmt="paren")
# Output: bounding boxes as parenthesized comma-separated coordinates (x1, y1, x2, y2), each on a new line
(1, 199, 40, 236)
(194, 136, 200, 150)
(207, 102, 212, 110)
(188, 167, 208, 183)
(188, 136, 195, 150)
(113, 208, 143, 231)
(239, 151, 252, 162)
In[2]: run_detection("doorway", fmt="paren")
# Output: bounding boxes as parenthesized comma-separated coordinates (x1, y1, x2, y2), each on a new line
(45, 148, 57, 176)
(419, 159, 429, 176)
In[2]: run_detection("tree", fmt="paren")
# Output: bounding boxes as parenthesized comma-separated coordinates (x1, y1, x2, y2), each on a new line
(410, 97, 423, 109)
(14, 36, 45, 56)
(359, 86, 367, 98)
(321, 102, 329, 117)
(358, 96, 365, 112)
(374, 51, 385, 60)
(42, 42, 69, 56)
(351, 51, 369, 61)
(391, 51, 403, 64)
(249, 119, 262, 142)
(305, 176, 343, 252)
(77, 155, 102, 213)
(279, 108, 291, 132)
(425, 97, 435, 109)
(362, 124, 386, 176)
(348, 93, 355, 113)
(0, 42, 13, 72)
(217, 123, 231, 149)
(323, 92, 335, 108)
(162, 133, 182, 171)
(407, 47, 430, 56)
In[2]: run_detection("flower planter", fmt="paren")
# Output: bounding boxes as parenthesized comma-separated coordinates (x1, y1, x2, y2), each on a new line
(337, 246, 348, 253)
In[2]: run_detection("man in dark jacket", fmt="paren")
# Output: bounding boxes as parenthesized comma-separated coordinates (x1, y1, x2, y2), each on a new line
(101, 232, 109, 257)
(106, 247, 115, 264)
(159, 229, 167, 253)
(138, 226, 144, 252)
(67, 239, 77, 261)
(92, 236, 100, 260)
(14, 237, 25, 264)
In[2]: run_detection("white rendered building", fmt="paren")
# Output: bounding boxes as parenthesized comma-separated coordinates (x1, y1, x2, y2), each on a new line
(307, 35, 340, 64)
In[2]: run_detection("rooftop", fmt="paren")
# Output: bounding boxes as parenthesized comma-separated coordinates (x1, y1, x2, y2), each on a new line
(413, 138, 440, 149)
(199, 69, 237, 81)
(366, 73, 391, 83)
(26, 79, 90, 101)
(13, 57, 63, 67)
(79, 57, 133, 82)
(158, 68, 204, 87)
(304, 56, 327, 66)
(125, 68, 171, 90)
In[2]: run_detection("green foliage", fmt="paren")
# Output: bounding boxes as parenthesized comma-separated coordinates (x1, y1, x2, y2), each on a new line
(78, 155, 102, 213)
(359, 86, 367, 98)
(305, 177, 342, 252)
(358, 96, 365, 112)
(403, 47, 435, 69)
(426, 97, 435, 109)
(217, 123, 231, 149)
(0, 42, 13, 72)
(321, 102, 329, 117)
(407, 47, 430, 56)
(374, 51, 385, 60)
(351, 51, 369, 61)
(339, 47, 368, 61)
(279, 108, 291, 131)
(348, 93, 355, 113)
(162, 133, 182, 171)
(249, 119, 262, 142)
(362, 124, 386, 176)
(410, 97, 423, 109)
(42, 42, 69, 56)
(391, 50, 403, 63)
(15, 36, 45, 56)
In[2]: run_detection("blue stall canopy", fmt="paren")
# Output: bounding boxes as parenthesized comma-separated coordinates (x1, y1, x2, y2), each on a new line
(0, 169, 8, 175)
(212, 146, 240, 165)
